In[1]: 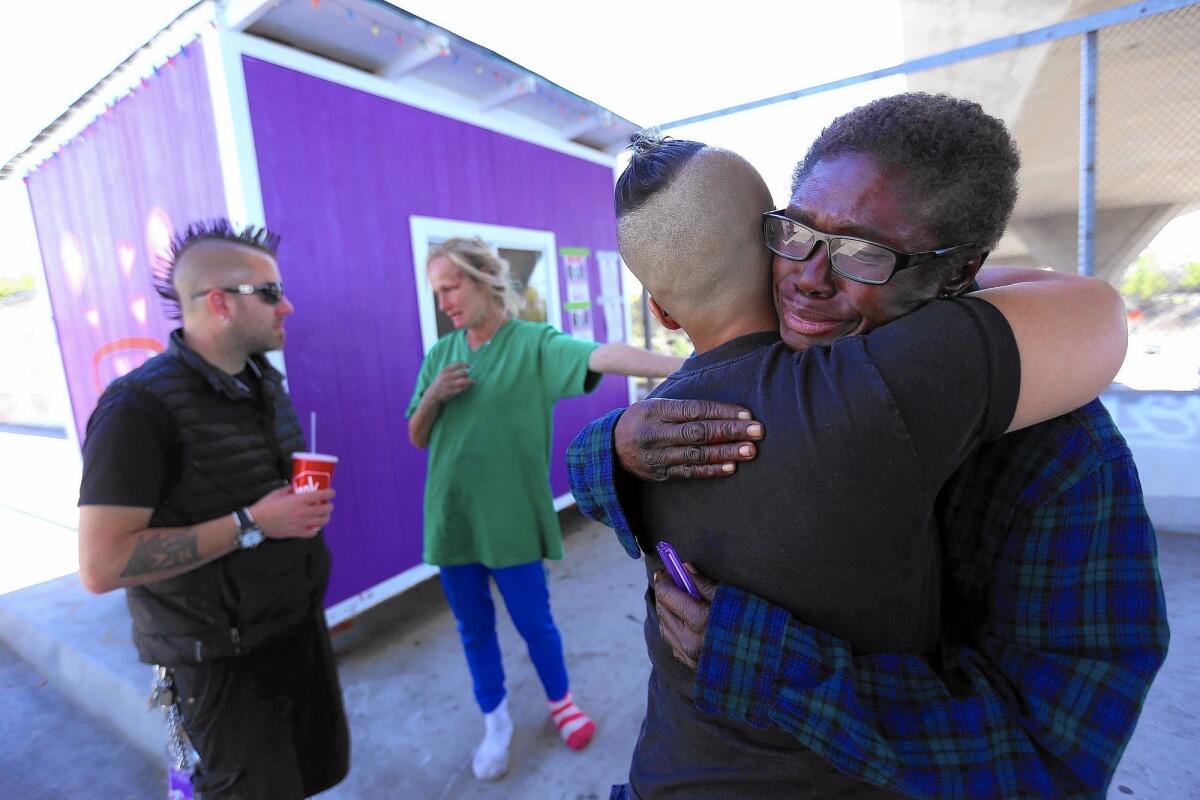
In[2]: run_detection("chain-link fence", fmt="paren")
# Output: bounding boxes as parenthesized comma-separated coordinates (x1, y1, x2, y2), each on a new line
(627, 0, 1200, 396)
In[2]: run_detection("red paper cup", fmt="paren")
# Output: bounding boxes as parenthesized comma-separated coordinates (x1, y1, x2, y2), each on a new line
(292, 452, 338, 495)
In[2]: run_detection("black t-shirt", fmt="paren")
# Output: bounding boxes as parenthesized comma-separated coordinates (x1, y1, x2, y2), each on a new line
(78, 385, 174, 508)
(78, 363, 261, 508)
(628, 297, 1019, 799)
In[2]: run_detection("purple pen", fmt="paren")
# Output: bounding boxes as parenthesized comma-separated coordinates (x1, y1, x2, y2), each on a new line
(655, 540, 701, 599)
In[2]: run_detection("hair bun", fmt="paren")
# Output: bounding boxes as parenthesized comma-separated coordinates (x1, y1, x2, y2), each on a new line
(629, 127, 667, 158)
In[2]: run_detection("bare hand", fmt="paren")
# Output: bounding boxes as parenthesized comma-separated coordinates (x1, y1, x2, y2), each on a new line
(428, 362, 474, 404)
(614, 398, 764, 481)
(653, 564, 719, 670)
(250, 485, 336, 539)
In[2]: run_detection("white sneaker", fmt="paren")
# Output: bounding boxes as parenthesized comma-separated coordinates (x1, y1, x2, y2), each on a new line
(471, 698, 513, 781)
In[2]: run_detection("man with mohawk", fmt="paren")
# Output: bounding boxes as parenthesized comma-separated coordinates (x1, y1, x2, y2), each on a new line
(78, 219, 349, 798)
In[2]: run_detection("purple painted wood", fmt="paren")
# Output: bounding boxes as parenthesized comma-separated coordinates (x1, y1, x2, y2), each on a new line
(243, 57, 629, 606)
(25, 42, 226, 442)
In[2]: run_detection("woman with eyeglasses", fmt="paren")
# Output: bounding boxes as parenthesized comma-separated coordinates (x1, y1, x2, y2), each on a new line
(406, 237, 681, 782)
(571, 96, 1164, 800)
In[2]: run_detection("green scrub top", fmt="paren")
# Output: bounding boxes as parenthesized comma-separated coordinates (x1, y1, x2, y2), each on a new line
(406, 319, 601, 568)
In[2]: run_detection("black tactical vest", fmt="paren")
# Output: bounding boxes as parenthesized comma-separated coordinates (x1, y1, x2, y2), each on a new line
(103, 330, 331, 665)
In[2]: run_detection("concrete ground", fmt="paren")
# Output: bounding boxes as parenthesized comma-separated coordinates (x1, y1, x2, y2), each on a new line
(0, 432, 81, 597)
(1, 431, 1197, 798)
(317, 509, 653, 799)
(0, 508, 654, 800)
(2, 513, 1199, 798)
(0, 641, 161, 800)
(1108, 531, 1200, 799)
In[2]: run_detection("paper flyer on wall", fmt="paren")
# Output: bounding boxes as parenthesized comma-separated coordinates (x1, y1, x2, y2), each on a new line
(560, 247, 594, 341)
(595, 250, 626, 343)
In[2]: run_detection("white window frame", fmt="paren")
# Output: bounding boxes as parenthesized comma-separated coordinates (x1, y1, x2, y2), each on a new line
(409, 216, 562, 351)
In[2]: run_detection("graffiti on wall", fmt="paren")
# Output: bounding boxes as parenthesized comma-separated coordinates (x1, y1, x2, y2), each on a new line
(1102, 390, 1200, 448)
(92, 337, 166, 393)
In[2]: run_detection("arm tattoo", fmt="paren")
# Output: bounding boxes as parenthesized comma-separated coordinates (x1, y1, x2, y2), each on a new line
(120, 528, 201, 578)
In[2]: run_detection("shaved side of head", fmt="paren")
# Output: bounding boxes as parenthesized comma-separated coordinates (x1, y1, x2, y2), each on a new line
(173, 240, 266, 321)
(617, 146, 774, 336)
(154, 219, 280, 321)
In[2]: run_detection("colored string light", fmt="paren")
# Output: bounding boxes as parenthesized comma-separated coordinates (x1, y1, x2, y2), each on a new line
(40, 0, 616, 172)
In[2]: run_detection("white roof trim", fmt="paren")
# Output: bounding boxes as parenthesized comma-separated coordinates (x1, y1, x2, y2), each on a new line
(233, 30, 618, 168)
(3, 0, 638, 180)
(2, 2, 217, 180)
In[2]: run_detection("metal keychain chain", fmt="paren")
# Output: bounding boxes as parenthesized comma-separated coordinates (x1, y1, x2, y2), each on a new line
(150, 666, 195, 772)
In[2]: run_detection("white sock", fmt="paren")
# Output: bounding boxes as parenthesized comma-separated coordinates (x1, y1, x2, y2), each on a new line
(472, 698, 513, 781)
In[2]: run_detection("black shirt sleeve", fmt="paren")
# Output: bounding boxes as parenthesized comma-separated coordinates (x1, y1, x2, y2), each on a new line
(78, 386, 171, 508)
(859, 296, 1020, 493)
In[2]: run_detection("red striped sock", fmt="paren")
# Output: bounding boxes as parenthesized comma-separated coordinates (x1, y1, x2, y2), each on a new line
(548, 692, 595, 751)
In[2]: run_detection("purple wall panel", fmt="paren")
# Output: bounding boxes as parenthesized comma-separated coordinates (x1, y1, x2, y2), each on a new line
(25, 42, 226, 441)
(243, 57, 628, 606)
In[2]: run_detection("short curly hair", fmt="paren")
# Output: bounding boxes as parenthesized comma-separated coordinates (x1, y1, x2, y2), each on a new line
(791, 92, 1020, 249)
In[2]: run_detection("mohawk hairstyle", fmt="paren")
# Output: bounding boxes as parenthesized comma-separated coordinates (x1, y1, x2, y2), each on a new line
(615, 129, 706, 218)
(152, 219, 281, 320)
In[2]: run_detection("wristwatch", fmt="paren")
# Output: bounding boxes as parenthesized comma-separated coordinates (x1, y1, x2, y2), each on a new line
(232, 507, 265, 550)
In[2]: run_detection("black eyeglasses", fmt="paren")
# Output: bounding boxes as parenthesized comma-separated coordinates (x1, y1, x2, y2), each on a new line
(763, 211, 979, 286)
(192, 282, 286, 305)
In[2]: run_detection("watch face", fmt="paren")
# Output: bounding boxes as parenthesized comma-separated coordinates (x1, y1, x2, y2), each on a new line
(239, 526, 265, 549)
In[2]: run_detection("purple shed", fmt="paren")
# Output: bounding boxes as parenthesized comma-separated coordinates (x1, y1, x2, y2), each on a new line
(7, 1, 641, 624)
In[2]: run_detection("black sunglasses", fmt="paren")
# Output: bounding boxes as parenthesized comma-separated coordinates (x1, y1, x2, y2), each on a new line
(192, 282, 286, 305)
(763, 211, 980, 286)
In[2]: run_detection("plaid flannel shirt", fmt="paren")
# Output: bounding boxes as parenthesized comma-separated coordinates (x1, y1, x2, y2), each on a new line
(566, 399, 1169, 799)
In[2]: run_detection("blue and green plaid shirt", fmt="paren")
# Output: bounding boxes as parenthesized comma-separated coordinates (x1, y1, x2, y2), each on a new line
(567, 399, 1168, 799)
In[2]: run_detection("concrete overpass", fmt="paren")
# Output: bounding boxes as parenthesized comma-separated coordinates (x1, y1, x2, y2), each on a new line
(900, 0, 1200, 283)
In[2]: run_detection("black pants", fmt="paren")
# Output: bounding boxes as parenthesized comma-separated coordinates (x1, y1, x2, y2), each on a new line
(170, 613, 350, 799)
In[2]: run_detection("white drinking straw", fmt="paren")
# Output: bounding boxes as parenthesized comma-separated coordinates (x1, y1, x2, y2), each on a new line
(310, 411, 317, 453)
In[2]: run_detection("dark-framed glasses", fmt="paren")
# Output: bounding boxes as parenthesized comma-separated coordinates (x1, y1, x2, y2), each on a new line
(192, 282, 285, 305)
(763, 210, 979, 286)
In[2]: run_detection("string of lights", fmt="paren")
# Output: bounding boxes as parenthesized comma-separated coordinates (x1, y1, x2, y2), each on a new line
(299, 0, 611, 125)
(14, 0, 618, 179)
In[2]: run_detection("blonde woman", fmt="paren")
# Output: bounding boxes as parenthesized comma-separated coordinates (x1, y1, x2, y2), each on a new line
(407, 237, 680, 781)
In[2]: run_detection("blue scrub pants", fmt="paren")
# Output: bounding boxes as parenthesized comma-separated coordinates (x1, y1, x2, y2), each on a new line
(439, 560, 570, 713)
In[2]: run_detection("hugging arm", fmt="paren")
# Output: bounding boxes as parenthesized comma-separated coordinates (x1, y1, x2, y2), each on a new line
(652, 445, 1168, 798)
(566, 399, 765, 560)
(567, 410, 642, 557)
(605, 267, 1126, 477)
(971, 268, 1127, 432)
